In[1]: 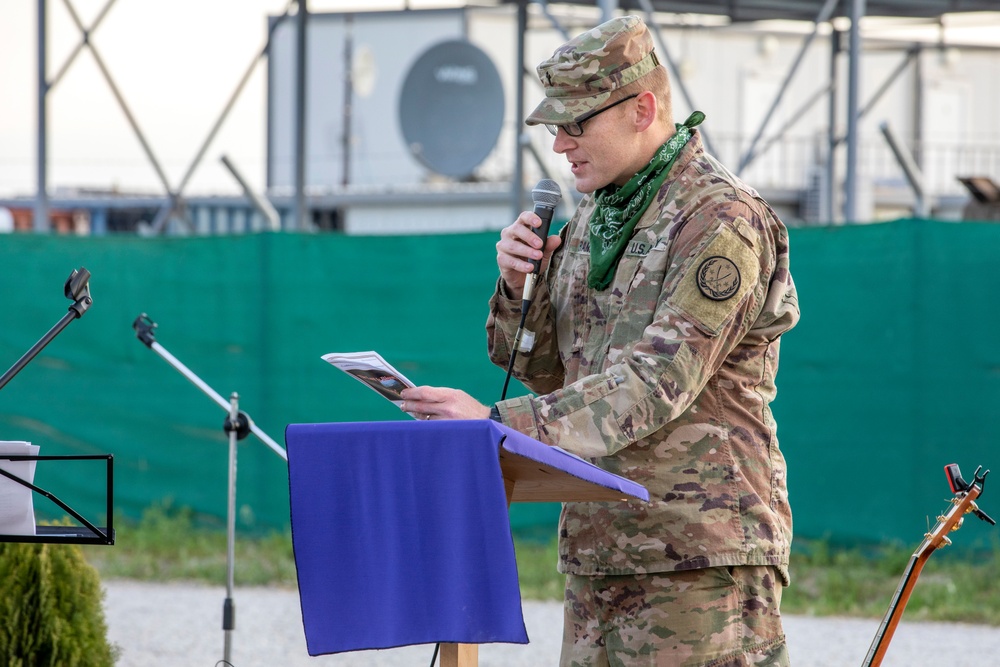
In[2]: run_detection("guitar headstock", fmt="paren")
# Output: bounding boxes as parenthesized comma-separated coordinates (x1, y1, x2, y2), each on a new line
(923, 464, 994, 555)
(864, 464, 995, 666)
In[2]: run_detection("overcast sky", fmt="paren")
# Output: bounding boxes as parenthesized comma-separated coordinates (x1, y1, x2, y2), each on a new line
(0, 0, 460, 197)
(2, 1, 997, 198)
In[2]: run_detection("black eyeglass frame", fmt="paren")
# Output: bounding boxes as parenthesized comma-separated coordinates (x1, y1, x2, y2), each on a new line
(544, 93, 640, 137)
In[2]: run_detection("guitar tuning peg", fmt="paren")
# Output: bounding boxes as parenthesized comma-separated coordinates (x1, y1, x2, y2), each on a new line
(973, 505, 996, 526)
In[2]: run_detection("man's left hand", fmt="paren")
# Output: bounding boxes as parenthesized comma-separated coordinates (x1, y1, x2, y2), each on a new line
(399, 386, 491, 421)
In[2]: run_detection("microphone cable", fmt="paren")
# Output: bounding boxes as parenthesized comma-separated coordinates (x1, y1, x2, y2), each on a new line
(424, 181, 562, 666)
(500, 300, 532, 401)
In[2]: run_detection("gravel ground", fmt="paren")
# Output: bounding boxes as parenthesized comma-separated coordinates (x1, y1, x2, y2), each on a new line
(103, 580, 1000, 667)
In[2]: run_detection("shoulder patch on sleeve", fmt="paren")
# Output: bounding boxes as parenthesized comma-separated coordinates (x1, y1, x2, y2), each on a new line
(671, 224, 760, 335)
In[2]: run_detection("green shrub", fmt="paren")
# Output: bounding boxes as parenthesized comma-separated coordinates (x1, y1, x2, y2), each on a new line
(0, 542, 117, 666)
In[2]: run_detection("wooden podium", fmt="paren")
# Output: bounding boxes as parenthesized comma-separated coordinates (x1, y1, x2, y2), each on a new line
(285, 420, 648, 666)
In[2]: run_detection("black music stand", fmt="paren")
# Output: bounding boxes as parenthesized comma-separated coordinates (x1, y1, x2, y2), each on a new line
(0, 455, 114, 545)
(0, 268, 115, 545)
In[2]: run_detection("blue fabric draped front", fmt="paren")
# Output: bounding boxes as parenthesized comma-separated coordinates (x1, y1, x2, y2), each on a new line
(285, 420, 528, 656)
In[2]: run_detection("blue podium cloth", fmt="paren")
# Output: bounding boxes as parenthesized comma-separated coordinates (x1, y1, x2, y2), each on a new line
(286, 420, 530, 656)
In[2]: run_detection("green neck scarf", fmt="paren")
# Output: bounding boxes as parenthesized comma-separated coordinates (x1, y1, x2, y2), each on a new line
(588, 111, 705, 290)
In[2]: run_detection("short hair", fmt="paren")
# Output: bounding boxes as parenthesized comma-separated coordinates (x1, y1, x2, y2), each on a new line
(613, 65, 673, 129)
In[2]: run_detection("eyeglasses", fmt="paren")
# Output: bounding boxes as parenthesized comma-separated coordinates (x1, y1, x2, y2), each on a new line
(544, 94, 639, 137)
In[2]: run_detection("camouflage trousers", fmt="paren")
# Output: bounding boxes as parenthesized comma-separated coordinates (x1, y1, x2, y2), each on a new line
(560, 566, 789, 667)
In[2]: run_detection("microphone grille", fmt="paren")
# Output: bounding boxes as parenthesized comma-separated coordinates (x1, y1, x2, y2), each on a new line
(531, 179, 562, 208)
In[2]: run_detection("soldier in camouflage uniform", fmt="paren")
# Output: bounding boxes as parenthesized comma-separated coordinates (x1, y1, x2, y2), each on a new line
(400, 15, 799, 667)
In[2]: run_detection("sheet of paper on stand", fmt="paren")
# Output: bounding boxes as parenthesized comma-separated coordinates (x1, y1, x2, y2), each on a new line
(0, 441, 39, 535)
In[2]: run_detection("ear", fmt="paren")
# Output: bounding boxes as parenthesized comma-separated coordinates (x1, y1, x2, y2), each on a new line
(633, 91, 658, 132)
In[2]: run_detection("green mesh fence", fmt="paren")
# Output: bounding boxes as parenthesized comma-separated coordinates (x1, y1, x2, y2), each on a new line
(0, 220, 996, 547)
(774, 219, 998, 548)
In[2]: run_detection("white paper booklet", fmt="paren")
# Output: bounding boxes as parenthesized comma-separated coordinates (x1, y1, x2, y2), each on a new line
(0, 440, 39, 536)
(321, 351, 419, 417)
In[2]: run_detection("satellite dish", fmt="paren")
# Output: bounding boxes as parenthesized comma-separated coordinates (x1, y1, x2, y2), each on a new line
(398, 39, 505, 179)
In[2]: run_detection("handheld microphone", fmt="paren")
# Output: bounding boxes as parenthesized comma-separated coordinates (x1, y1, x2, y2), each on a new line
(521, 179, 562, 304)
(500, 179, 562, 401)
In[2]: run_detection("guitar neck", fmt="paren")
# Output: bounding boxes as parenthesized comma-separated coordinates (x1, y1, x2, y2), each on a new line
(860, 547, 927, 667)
(860, 476, 983, 667)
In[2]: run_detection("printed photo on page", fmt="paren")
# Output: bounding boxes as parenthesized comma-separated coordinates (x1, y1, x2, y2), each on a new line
(321, 351, 418, 415)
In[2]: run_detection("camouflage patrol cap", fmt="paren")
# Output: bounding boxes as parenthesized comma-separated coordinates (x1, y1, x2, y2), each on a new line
(526, 15, 660, 127)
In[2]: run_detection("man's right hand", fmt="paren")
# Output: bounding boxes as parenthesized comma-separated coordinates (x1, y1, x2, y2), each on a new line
(496, 210, 563, 299)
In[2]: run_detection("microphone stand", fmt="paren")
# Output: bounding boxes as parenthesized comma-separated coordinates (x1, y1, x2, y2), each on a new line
(222, 392, 248, 663)
(132, 314, 286, 460)
(0, 267, 93, 391)
(132, 313, 287, 666)
(0, 267, 116, 546)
